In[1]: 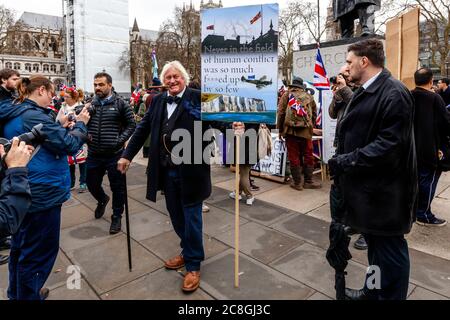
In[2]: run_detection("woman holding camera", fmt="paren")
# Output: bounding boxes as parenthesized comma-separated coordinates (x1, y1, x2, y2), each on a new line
(57, 87, 89, 193)
(0, 75, 90, 300)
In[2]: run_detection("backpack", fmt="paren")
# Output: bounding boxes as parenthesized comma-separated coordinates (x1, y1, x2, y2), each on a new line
(284, 89, 314, 129)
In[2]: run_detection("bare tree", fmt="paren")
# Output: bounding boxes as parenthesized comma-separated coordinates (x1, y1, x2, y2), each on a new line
(415, 0, 449, 75)
(278, 1, 328, 82)
(155, 5, 201, 81)
(376, 0, 449, 75)
(0, 5, 15, 54)
(279, 2, 302, 83)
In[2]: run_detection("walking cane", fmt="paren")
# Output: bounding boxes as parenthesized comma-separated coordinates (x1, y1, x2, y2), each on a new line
(123, 173, 133, 272)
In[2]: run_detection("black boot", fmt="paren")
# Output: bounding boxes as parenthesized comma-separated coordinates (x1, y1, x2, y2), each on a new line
(110, 216, 122, 235)
(0, 254, 9, 266)
(354, 234, 368, 250)
(0, 237, 11, 251)
(290, 166, 303, 191)
(95, 195, 110, 219)
(304, 166, 322, 189)
(345, 288, 375, 300)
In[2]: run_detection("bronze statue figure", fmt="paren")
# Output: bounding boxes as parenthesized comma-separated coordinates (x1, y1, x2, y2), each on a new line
(333, 0, 381, 39)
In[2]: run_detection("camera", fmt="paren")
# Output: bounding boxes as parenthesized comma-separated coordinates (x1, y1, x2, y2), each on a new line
(0, 124, 45, 173)
(0, 124, 45, 154)
(330, 76, 338, 85)
(70, 104, 96, 121)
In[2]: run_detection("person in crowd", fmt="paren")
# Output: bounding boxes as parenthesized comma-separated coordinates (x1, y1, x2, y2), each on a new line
(0, 68, 21, 265)
(0, 75, 90, 300)
(57, 87, 88, 193)
(0, 69, 20, 103)
(329, 66, 368, 251)
(277, 77, 322, 191)
(412, 68, 450, 227)
(228, 122, 261, 206)
(0, 139, 34, 238)
(437, 78, 450, 106)
(328, 39, 417, 300)
(118, 61, 211, 293)
(85, 72, 136, 235)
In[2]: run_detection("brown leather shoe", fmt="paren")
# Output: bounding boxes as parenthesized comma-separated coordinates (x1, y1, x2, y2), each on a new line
(164, 255, 185, 270)
(39, 287, 50, 300)
(182, 271, 200, 292)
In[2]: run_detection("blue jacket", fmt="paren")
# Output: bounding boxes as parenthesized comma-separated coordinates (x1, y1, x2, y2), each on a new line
(0, 168, 31, 236)
(0, 99, 88, 212)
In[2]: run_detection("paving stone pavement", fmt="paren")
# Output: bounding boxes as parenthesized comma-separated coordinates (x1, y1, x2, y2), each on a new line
(0, 162, 449, 300)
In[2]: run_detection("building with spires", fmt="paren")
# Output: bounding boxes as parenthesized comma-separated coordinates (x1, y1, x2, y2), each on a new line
(129, 18, 159, 87)
(0, 12, 67, 85)
(200, 0, 223, 9)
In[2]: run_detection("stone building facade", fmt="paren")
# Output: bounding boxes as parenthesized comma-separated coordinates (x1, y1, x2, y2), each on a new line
(1, 12, 67, 85)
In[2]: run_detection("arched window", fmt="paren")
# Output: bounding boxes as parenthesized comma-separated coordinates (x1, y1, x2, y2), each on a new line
(5, 62, 13, 69)
(33, 64, 39, 72)
(60, 65, 65, 73)
(50, 65, 57, 73)
(14, 63, 21, 70)
(43, 64, 49, 72)
(25, 63, 32, 72)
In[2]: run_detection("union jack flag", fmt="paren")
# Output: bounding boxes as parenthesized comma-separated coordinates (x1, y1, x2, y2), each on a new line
(288, 94, 307, 117)
(131, 84, 141, 104)
(313, 47, 330, 90)
(313, 46, 330, 128)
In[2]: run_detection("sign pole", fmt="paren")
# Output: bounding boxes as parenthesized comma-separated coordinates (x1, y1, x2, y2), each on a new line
(235, 134, 240, 288)
(398, 16, 403, 80)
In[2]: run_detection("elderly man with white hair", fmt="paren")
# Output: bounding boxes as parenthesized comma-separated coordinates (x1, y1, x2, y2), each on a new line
(118, 61, 211, 293)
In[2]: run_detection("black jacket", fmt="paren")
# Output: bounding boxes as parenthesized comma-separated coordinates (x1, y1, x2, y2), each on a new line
(0, 168, 31, 237)
(329, 86, 354, 148)
(412, 87, 450, 170)
(87, 93, 136, 157)
(335, 69, 417, 236)
(0, 86, 13, 102)
(122, 87, 212, 206)
(440, 87, 450, 107)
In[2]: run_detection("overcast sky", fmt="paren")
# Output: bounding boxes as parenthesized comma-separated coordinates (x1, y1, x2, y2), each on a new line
(2, 0, 297, 31)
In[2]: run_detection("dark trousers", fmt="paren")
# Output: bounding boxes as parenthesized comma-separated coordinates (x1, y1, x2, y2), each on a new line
(8, 206, 61, 300)
(86, 153, 125, 219)
(286, 135, 314, 168)
(416, 167, 441, 222)
(362, 234, 410, 300)
(70, 162, 87, 187)
(163, 168, 204, 271)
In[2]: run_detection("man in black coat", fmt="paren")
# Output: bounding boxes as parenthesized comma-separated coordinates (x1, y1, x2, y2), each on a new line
(118, 61, 211, 293)
(85, 72, 136, 234)
(438, 78, 450, 107)
(412, 68, 450, 227)
(328, 39, 417, 300)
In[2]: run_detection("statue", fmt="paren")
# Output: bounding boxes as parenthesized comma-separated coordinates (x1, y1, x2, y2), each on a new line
(333, 0, 381, 39)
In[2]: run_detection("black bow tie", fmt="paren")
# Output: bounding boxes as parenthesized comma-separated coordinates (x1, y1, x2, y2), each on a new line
(167, 95, 182, 105)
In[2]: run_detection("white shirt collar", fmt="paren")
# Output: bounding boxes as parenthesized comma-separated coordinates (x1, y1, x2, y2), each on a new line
(168, 87, 186, 101)
(362, 70, 382, 90)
